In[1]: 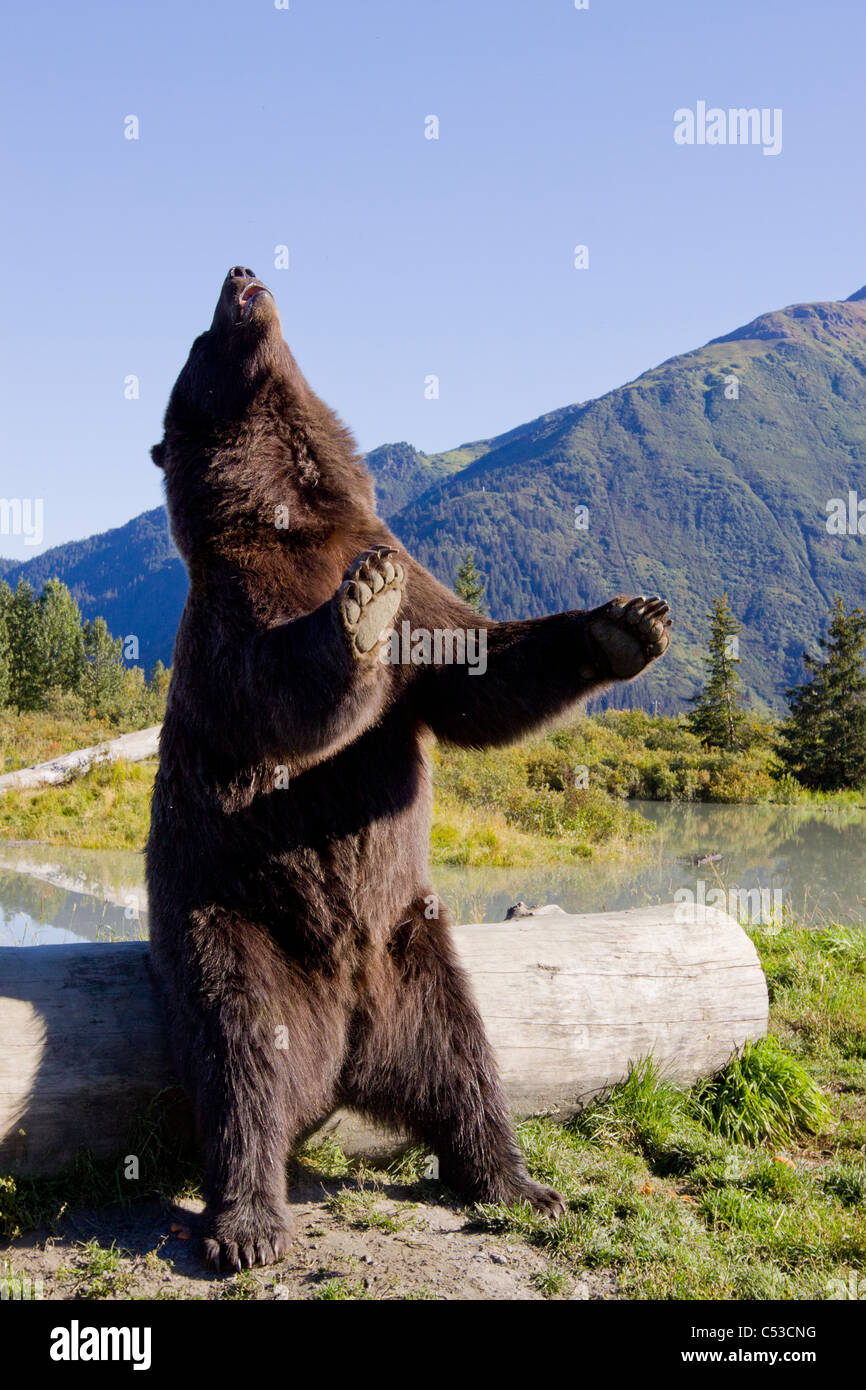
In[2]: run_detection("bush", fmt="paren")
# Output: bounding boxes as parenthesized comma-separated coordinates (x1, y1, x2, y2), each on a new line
(434, 743, 651, 850)
(42, 685, 87, 722)
(693, 1037, 835, 1145)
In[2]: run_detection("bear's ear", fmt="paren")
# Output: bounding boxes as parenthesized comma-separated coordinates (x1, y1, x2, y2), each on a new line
(151, 441, 167, 469)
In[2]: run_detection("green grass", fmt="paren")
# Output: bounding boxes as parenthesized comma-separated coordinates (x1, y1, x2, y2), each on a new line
(0, 921, 863, 1300)
(532, 1263, 572, 1297)
(474, 1111, 863, 1300)
(0, 757, 156, 849)
(755, 922, 866, 1093)
(570, 1057, 696, 1157)
(4, 709, 862, 862)
(217, 1269, 262, 1300)
(57, 1239, 134, 1299)
(0, 713, 655, 864)
(325, 1187, 417, 1233)
(468, 920, 866, 1299)
(694, 1037, 835, 1145)
(3, 710, 863, 862)
(314, 1276, 374, 1301)
(538, 710, 866, 806)
(432, 742, 652, 865)
(0, 708, 155, 774)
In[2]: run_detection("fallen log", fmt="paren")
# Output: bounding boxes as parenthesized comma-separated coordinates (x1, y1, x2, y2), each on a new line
(0, 725, 161, 793)
(0, 904, 768, 1176)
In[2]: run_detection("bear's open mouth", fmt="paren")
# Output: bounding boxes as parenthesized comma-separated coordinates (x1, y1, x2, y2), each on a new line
(238, 282, 270, 317)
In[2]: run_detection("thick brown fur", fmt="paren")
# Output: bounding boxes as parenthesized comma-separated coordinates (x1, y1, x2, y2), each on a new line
(146, 267, 672, 1270)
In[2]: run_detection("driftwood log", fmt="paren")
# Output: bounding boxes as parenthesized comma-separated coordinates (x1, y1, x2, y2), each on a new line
(0, 904, 768, 1176)
(0, 725, 161, 792)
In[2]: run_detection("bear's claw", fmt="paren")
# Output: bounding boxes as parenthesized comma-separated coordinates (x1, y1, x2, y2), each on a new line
(588, 594, 672, 679)
(339, 546, 405, 657)
(516, 1179, 567, 1219)
(203, 1202, 295, 1273)
(483, 1175, 566, 1218)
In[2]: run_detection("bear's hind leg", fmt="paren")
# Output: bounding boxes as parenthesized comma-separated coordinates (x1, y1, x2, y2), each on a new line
(155, 915, 349, 1271)
(341, 905, 564, 1216)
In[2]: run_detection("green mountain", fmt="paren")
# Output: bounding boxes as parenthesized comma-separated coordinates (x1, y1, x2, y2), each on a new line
(3, 286, 866, 709)
(389, 289, 866, 710)
(365, 442, 470, 517)
(366, 419, 548, 516)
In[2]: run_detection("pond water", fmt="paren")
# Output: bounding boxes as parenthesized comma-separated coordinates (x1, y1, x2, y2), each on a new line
(1, 800, 865, 944)
(0, 843, 146, 945)
(438, 801, 866, 927)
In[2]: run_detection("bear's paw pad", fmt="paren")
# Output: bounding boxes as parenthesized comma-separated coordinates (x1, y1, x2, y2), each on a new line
(339, 545, 405, 656)
(589, 594, 672, 679)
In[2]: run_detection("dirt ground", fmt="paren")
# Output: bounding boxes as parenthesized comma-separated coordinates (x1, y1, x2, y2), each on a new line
(0, 1172, 620, 1301)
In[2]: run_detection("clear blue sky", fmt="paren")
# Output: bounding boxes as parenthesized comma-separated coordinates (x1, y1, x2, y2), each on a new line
(1, 0, 864, 558)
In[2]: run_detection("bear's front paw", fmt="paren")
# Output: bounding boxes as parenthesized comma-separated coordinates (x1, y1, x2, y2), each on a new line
(338, 546, 404, 658)
(202, 1197, 295, 1272)
(587, 595, 672, 679)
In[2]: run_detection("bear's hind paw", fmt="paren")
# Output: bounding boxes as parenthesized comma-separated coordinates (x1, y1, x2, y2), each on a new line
(502, 1177, 566, 1219)
(203, 1201, 295, 1272)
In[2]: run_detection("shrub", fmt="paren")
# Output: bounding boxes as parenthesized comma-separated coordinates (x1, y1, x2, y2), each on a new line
(693, 1037, 835, 1145)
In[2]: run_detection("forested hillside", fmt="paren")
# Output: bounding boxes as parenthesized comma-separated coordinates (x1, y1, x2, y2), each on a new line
(391, 290, 866, 710)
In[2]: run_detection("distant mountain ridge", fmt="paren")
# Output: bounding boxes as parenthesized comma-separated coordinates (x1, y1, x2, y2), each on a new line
(389, 286, 866, 709)
(4, 285, 866, 710)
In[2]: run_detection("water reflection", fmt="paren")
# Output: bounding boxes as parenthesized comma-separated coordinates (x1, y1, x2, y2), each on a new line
(436, 802, 866, 926)
(0, 844, 147, 945)
(0, 800, 864, 942)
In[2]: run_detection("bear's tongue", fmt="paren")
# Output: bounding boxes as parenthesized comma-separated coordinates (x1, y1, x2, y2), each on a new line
(239, 284, 267, 315)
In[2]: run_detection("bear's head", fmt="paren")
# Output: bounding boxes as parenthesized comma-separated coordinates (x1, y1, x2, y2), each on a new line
(152, 267, 293, 439)
(152, 268, 375, 569)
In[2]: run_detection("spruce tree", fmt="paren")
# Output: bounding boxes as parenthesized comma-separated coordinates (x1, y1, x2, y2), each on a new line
(688, 594, 746, 750)
(454, 551, 488, 616)
(39, 579, 85, 693)
(775, 596, 866, 790)
(79, 616, 126, 718)
(148, 659, 171, 717)
(0, 580, 11, 708)
(7, 580, 47, 710)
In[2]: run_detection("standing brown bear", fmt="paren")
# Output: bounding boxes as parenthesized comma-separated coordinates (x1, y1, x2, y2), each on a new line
(147, 266, 672, 1271)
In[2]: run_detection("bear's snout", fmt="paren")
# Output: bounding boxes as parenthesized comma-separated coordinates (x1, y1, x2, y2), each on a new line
(212, 266, 275, 331)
